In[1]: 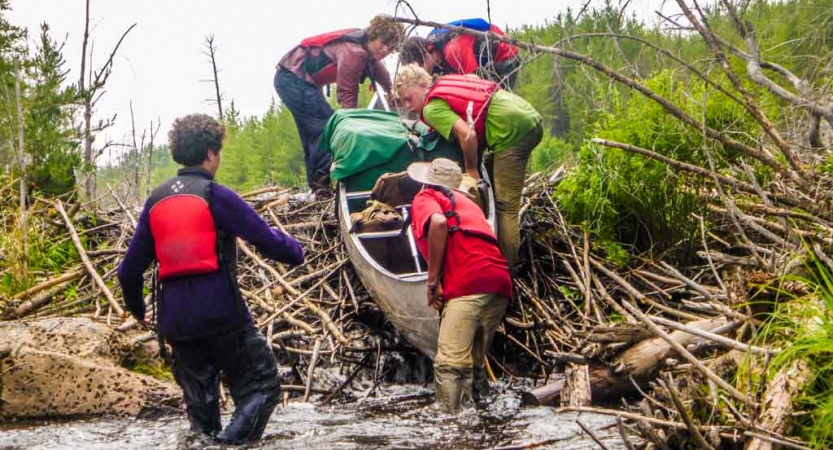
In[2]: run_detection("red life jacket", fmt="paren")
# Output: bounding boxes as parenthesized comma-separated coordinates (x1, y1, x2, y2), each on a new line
(299, 28, 370, 85)
(433, 186, 498, 245)
(430, 22, 518, 65)
(422, 75, 499, 147)
(147, 170, 235, 280)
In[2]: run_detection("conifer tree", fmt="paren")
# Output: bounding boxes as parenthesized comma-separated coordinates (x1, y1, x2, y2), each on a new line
(24, 23, 81, 195)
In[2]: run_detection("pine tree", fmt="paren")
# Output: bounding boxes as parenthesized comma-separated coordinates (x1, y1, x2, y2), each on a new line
(0, 0, 25, 171)
(24, 23, 81, 195)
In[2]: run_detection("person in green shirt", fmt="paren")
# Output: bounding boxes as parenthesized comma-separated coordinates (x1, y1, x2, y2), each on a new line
(395, 64, 542, 268)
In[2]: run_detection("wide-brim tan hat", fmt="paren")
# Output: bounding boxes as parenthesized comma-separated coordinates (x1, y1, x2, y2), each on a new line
(407, 158, 474, 199)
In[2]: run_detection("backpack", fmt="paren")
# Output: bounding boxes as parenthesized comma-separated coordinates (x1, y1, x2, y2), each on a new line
(300, 28, 368, 78)
(300, 28, 366, 49)
(427, 18, 501, 67)
(428, 18, 492, 41)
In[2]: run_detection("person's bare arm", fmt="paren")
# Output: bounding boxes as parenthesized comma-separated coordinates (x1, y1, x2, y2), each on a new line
(450, 118, 480, 180)
(426, 213, 448, 309)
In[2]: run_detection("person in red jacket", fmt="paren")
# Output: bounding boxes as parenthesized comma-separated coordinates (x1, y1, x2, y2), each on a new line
(395, 64, 542, 270)
(408, 158, 512, 412)
(400, 19, 521, 89)
(275, 16, 405, 191)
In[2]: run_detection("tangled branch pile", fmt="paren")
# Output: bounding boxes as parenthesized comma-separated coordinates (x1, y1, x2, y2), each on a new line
(0, 185, 419, 403)
(3, 158, 829, 449)
(389, 0, 833, 447)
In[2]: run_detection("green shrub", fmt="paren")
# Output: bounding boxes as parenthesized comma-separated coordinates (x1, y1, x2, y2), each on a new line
(554, 70, 773, 258)
(529, 131, 573, 173)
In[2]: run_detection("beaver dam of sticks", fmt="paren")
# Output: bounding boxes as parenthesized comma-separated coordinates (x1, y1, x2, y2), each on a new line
(1, 168, 829, 450)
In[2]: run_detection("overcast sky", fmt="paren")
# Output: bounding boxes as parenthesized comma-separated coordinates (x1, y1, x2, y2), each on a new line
(8, 1, 671, 164)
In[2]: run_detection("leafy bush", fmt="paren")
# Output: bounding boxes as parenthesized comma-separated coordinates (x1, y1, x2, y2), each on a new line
(554, 69, 775, 258)
(0, 210, 80, 296)
(529, 130, 572, 173)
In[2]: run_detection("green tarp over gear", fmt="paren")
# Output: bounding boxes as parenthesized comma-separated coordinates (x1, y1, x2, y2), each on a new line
(320, 109, 465, 192)
(320, 110, 410, 182)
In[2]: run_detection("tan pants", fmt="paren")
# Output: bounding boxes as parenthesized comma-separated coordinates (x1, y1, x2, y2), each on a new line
(434, 293, 509, 413)
(491, 124, 543, 268)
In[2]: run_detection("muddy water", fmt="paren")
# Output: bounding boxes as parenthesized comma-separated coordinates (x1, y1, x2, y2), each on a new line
(0, 384, 624, 450)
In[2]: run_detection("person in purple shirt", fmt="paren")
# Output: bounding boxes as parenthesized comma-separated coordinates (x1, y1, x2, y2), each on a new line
(117, 114, 304, 444)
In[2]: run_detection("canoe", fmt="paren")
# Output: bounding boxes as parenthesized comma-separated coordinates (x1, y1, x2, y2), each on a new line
(336, 147, 497, 360)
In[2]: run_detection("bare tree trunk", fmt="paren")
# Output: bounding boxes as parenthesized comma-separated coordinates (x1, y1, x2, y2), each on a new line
(204, 34, 223, 119)
(129, 101, 144, 201)
(80, 0, 93, 200)
(13, 59, 27, 281)
(146, 118, 160, 199)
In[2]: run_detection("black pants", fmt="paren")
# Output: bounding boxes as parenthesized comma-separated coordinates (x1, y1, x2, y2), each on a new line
(170, 323, 281, 444)
(274, 67, 333, 190)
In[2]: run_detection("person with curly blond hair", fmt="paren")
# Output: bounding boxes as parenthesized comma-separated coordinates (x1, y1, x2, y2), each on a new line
(118, 114, 305, 444)
(275, 15, 405, 191)
(396, 64, 542, 270)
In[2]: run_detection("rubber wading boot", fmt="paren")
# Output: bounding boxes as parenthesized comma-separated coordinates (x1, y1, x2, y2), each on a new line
(472, 366, 490, 408)
(434, 364, 473, 413)
(215, 390, 280, 444)
(187, 403, 222, 438)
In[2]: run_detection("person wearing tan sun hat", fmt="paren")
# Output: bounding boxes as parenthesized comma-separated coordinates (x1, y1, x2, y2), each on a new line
(407, 158, 512, 413)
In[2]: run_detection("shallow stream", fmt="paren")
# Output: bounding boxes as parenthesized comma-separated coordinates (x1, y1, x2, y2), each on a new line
(1, 384, 625, 450)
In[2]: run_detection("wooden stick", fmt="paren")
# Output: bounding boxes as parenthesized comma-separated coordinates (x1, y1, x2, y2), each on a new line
(492, 436, 575, 450)
(621, 301, 756, 407)
(648, 314, 772, 355)
(660, 374, 717, 450)
(303, 338, 322, 402)
(342, 270, 359, 312)
(322, 353, 371, 405)
(239, 241, 349, 344)
(558, 406, 729, 432)
(110, 189, 136, 229)
(617, 417, 638, 450)
(576, 420, 611, 450)
(240, 185, 288, 199)
(498, 326, 551, 368)
(13, 280, 74, 317)
(744, 431, 812, 450)
(11, 268, 83, 301)
(591, 259, 702, 321)
(583, 228, 593, 319)
(303, 299, 349, 344)
(55, 201, 124, 316)
(658, 261, 715, 300)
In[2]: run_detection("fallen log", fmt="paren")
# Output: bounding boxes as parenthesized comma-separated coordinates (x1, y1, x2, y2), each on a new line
(13, 280, 74, 317)
(10, 268, 83, 302)
(522, 316, 728, 406)
(745, 359, 812, 450)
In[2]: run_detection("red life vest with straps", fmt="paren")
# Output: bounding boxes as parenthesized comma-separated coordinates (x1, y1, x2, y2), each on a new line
(433, 186, 498, 245)
(147, 170, 236, 280)
(429, 21, 519, 67)
(299, 28, 371, 85)
(422, 75, 499, 147)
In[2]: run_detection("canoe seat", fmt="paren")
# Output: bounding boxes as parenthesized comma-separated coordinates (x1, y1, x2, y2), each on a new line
(348, 202, 425, 274)
(352, 229, 403, 239)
